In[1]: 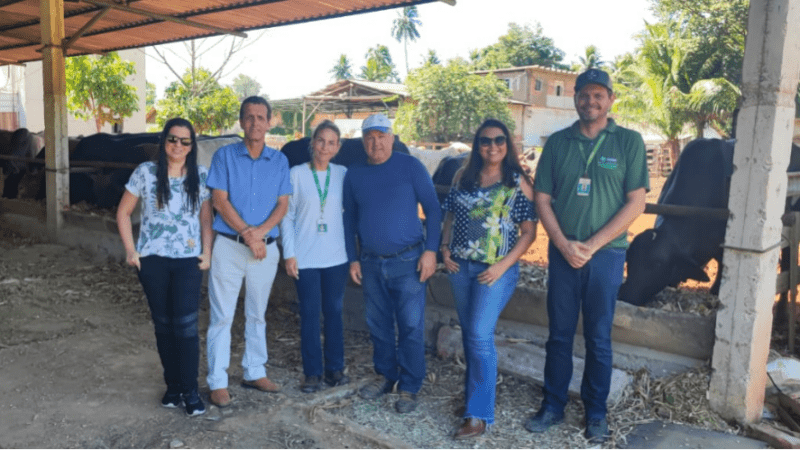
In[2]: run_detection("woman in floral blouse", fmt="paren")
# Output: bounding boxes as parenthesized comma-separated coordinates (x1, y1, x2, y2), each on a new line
(441, 118, 537, 439)
(117, 117, 213, 417)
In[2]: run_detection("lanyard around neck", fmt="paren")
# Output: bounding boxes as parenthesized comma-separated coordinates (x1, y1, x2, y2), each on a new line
(578, 133, 607, 176)
(309, 163, 331, 216)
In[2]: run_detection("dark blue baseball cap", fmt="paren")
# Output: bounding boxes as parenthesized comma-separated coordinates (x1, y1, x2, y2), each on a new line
(575, 68, 614, 93)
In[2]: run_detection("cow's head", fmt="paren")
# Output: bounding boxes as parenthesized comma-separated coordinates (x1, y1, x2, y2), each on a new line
(619, 228, 710, 306)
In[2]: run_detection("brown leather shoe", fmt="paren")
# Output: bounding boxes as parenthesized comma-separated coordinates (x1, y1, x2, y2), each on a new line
(209, 388, 231, 408)
(454, 418, 486, 440)
(241, 377, 281, 392)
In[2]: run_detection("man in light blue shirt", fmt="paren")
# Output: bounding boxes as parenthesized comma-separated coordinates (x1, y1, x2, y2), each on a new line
(205, 96, 292, 407)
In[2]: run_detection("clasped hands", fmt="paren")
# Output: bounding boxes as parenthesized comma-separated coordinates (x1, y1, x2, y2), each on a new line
(241, 226, 267, 260)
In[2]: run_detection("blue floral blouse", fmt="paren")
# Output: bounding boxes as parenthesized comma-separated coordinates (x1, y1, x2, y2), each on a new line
(125, 161, 211, 258)
(443, 172, 536, 265)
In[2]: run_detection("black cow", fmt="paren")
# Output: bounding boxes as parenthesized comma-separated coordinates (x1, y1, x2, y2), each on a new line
(431, 152, 469, 203)
(65, 133, 161, 208)
(619, 138, 800, 306)
(17, 133, 243, 208)
(281, 136, 410, 169)
(0, 128, 40, 199)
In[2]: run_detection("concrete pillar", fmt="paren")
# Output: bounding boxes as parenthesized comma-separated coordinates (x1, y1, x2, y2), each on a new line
(39, 0, 69, 241)
(709, 0, 800, 423)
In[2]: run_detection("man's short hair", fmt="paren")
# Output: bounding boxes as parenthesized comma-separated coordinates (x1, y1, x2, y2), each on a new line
(240, 96, 272, 121)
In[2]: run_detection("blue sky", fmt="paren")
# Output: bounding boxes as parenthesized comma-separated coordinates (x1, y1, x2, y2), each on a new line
(146, 0, 655, 100)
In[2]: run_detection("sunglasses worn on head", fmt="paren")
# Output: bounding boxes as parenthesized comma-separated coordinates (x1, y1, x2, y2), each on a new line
(166, 135, 192, 146)
(479, 135, 507, 147)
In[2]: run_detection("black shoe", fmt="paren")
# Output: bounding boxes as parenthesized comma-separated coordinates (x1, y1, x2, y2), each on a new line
(359, 379, 396, 399)
(395, 391, 418, 414)
(585, 417, 609, 444)
(301, 375, 323, 393)
(183, 390, 206, 417)
(161, 389, 182, 409)
(524, 409, 563, 433)
(324, 370, 350, 387)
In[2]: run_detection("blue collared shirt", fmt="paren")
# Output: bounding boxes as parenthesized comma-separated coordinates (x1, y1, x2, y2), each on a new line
(207, 141, 292, 238)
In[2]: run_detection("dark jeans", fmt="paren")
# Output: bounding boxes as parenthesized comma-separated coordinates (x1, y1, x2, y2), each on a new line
(138, 255, 203, 394)
(360, 245, 427, 394)
(542, 243, 625, 420)
(295, 263, 348, 378)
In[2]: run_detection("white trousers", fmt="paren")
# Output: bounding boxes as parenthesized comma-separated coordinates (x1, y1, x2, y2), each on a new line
(206, 236, 279, 390)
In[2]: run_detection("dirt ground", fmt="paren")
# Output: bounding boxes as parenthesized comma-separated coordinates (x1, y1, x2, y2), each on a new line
(0, 176, 741, 449)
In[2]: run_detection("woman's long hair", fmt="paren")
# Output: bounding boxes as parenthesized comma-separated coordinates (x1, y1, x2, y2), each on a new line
(458, 118, 527, 191)
(156, 117, 200, 212)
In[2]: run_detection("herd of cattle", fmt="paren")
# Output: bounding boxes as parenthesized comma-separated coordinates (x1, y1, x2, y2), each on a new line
(1, 128, 797, 308)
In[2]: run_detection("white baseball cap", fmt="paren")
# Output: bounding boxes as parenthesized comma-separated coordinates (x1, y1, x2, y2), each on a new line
(362, 113, 392, 134)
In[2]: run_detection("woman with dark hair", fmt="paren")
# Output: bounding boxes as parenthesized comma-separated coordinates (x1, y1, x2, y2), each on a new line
(441, 118, 537, 439)
(280, 120, 350, 393)
(117, 117, 213, 416)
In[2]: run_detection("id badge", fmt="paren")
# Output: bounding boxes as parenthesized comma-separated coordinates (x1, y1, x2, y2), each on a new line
(317, 219, 328, 234)
(577, 177, 591, 196)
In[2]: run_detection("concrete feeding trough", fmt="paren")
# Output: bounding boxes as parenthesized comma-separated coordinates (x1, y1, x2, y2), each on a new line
(1, 199, 716, 388)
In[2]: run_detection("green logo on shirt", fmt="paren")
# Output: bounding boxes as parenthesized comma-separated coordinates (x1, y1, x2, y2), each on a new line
(598, 156, 618, 170)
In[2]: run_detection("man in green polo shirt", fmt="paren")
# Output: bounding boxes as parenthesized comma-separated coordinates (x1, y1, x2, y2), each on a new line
(525, 68, 649, 444)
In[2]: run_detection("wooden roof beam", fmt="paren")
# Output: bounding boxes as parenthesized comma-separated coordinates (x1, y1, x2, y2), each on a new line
(79, 0, 248, 38)
(62, 7, 109, 51)
(0, 0, 26, 7)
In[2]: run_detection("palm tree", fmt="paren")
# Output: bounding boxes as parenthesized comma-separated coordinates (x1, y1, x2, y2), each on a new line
(578, 45, 605, 70)
(687, 78, 740, 138)
(615, 21, 742, 165)
(391, 6, 422, 75)
(329, 54, 353, 81)
(360, 45, 400, 82)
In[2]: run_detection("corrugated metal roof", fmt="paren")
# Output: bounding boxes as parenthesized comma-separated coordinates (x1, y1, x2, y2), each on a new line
(0, 0, 438, 65)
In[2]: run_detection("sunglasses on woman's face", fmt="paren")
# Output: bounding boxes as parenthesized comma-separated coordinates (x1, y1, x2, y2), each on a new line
(166, 135, 192, 146)
(478, 135, 507, 147)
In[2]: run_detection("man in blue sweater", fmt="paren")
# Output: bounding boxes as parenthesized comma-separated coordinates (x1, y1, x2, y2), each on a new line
(343, 113, 442, 414)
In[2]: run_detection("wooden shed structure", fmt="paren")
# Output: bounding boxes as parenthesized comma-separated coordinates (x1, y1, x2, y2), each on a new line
(271, 79, 408, 135)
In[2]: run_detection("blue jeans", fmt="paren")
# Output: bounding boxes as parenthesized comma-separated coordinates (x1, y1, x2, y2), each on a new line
(360, 245, 427, 394)
(448, 257, 519, 425)
(295, 263, 348, 378)
(137, 255, 203, 394)
(542, 243, 625, 420)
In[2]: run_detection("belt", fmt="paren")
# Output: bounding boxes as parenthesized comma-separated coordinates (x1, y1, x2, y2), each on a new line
(218, 232, 276, 245)
(363, 241, 422, 260)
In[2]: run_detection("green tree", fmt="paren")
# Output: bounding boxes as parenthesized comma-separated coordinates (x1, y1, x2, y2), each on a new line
(231, 74, 262, 100)
(575, 45, 605, 71)
(391, 6, 422, 75)
(65, 52, 139, 133)
(360, 45, 400, 82)
(156, 67, 239, 135)
(470, 22, 566, 70)
(146, 81, 156, 110)
(394, 61, 513, 143)
(651, 0, 747, 86)
(330, 54, 354, 81)
(422, 49, 440, 66)
(273, 108, 316, 138)
(614, 20, 740, 164)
